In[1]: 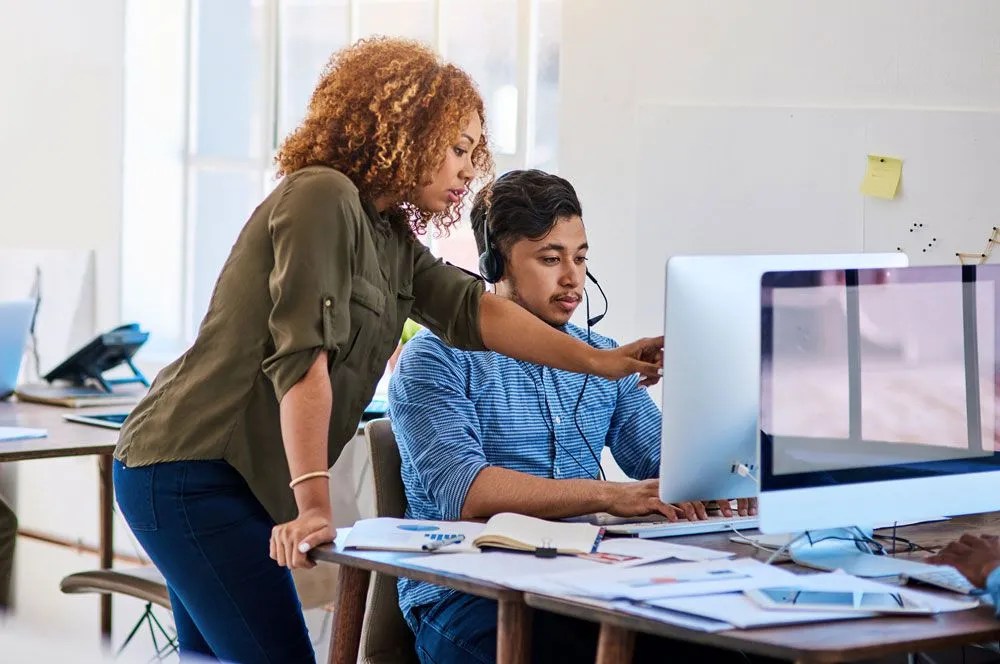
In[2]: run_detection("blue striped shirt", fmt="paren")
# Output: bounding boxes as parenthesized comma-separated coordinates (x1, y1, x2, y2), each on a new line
(388, 323, 662, 629)
(988, 566, 1000, 615)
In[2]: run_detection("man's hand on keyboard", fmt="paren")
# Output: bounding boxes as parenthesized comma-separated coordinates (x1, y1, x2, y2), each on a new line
(714, 497, 758, 517)
(927, 533, 1000, 588)
(606, 479, 711, 522)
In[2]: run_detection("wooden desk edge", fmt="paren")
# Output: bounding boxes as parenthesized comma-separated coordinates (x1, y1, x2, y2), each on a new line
(0, 444, 116, 462)
(524, 592, 1000, 663)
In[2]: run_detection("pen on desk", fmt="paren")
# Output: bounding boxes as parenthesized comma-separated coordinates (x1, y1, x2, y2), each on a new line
(422, 534, 466, 552)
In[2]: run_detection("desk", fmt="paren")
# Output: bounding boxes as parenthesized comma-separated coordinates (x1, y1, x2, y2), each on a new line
(0, 400, 118, 639)
(530, 514, 1000, 664)
(310, 546, 531, 664)
(317, 514, 1000, 664)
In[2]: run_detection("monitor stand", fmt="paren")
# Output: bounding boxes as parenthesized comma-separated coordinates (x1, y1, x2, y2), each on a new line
(787, 527, 935, 578)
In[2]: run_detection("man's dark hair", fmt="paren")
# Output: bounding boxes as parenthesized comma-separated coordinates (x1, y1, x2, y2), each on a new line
(470, 169, 583, 258)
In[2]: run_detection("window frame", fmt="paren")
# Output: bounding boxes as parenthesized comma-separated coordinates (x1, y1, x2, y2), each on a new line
(126, 0, 553, 354)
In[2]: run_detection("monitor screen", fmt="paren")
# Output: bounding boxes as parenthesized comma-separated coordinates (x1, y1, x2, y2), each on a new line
(657, 252, 909, 505)
(759, 265, 1000, 532)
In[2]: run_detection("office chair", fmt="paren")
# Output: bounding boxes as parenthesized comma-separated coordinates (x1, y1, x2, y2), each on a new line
(60, 566, 177, 659)
(359, 418, 419, 664)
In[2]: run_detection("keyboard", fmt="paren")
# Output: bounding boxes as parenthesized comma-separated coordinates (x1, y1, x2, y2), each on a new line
(602, 514, 759, 538)
(904, 565, 978, 595)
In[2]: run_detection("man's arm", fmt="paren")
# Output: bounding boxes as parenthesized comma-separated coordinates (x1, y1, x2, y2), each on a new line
(390, 334, 683, 523)
(461, 468, 681, 521)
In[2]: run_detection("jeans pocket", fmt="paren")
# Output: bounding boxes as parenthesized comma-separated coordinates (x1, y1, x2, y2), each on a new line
(113, 460, 158, 532)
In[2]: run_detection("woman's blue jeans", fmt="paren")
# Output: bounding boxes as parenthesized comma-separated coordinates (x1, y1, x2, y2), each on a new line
(113, 459, 314, 663)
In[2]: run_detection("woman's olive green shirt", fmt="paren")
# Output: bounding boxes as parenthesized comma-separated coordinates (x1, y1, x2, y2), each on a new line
(115, 166, 485, 524)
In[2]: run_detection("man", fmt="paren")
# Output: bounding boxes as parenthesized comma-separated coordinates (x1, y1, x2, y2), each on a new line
(929, 533, 1000, 613)
(388, 169, 752, 663)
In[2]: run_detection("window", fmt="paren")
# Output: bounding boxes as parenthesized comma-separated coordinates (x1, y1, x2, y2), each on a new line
(122, 0, 561, 356)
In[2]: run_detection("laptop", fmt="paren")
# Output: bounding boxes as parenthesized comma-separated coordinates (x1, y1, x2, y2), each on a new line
(0, 300, 36, 400)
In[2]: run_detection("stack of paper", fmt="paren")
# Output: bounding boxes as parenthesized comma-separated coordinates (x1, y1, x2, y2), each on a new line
(538, 558, 798, 602)
(405, 537, 736, 587)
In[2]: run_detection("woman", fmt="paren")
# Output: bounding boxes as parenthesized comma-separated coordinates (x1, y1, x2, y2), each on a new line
(114, 37, 662, 663)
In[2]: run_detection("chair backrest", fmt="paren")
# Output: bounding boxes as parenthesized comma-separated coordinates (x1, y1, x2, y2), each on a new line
(359, 418, 419, 664)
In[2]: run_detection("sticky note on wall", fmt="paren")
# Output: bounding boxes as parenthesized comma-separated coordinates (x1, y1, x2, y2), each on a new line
(860, 155, 903, 200)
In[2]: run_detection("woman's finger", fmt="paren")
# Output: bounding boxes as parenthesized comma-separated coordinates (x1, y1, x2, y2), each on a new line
(274, 528, 289, 568)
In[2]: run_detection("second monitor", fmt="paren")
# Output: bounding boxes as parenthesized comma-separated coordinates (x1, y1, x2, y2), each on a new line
(657, 252, 909, 505)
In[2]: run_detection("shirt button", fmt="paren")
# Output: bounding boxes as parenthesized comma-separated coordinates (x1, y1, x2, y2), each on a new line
(324, 299, 332, 307)
(553, 416, 561, 425)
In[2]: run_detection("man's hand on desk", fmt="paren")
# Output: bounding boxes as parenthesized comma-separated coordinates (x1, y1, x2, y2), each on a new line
(605, 479, 712, 521)
(927, 533, 1000, 588)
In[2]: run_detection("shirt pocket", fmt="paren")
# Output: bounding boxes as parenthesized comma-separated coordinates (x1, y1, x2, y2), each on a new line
(324, 277, 387, 362)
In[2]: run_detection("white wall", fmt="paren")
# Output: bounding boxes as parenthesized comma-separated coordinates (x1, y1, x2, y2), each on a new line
(0, 0, 125, 330)
(0, 0, 126, 637)
(560, 0, 1000, 347)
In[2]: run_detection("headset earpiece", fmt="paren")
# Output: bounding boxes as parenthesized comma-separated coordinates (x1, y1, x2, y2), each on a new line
(478, 218, 504, 283)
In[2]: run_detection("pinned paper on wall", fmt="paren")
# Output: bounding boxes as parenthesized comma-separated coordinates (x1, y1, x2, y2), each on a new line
(860, 155, 903, 200)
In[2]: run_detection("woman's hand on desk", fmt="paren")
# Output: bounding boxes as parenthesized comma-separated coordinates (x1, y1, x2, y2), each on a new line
(269, 507, 333, 570)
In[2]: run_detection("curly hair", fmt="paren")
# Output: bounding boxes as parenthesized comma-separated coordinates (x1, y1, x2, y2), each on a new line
(275, 37, 494, 236)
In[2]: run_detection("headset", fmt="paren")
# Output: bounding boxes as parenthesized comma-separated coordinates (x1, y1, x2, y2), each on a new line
(478, 208, 611, 479)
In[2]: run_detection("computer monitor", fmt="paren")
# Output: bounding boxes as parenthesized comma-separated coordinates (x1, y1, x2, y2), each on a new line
(658, 252, 909, 506)
(0, 300, 35, 399)
(759, 265, 1000, 550)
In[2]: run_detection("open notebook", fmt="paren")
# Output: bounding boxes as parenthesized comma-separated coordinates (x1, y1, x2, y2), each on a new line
(344, 513, 603, 555)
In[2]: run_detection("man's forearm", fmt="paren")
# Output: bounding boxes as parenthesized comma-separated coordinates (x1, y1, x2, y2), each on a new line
(460, 466, 614, 520)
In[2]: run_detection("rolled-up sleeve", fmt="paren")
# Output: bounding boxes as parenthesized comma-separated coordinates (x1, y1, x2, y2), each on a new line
(389, 333, 488, 520)
(261, 171, 358, 402)
(409, 243, 486, 351)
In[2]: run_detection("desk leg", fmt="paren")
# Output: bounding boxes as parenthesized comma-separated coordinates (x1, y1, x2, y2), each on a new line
(595, 623, 635, 664)
(497, 597, 531, 664)
(328, 565, 370, 664)
(99, 454, 113, 642)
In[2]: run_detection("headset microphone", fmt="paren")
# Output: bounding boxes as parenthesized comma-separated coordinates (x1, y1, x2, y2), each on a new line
(584, 270, 608, 328)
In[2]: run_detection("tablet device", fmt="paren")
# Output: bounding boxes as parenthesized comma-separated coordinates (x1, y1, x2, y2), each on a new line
(63, 412, 130, 430)
(745, 586, 933, 614)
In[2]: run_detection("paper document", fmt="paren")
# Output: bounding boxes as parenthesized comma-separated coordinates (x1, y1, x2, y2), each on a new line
(405, 538, 736, 589)
(408, 551, 602, 586)
(0, 427, 47, 442)
(648, 592, 870, 629)
(610, 599, 734, 632)
(585, 538, 734, 567)
(540, 558, 799, 602)
(343, 518, 482, 553)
